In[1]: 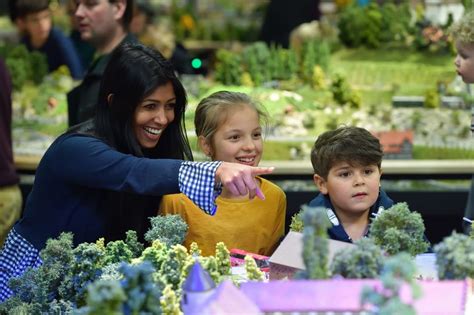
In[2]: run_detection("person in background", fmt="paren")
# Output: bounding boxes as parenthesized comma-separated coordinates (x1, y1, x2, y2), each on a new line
(0, 57, 22, 248)
(259, 0, 320, 48)
(0, 43, 273, 301)
(67, 0, 135, 127)
(308, 126, 393, 243)
(9, 0, 84, 79)
(160, 91, 286, 256)
(66, 0, 95, 73)
(130, 0, 193, 75)
(450, 11, 474, 233)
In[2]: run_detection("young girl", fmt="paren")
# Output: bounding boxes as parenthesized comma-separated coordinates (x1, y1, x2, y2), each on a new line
(160, 91, 286, 256)
(0, 44, 273, 301)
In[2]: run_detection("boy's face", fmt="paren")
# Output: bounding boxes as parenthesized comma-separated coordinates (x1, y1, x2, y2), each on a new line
(454, 40, 474, 84)
(314, 162, 381, 216)
(19, 9, 52, 46)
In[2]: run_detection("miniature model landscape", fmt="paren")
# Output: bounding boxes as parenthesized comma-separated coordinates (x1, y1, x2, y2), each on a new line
(2, 203, 474, 314)
(1, 1, 473, 160)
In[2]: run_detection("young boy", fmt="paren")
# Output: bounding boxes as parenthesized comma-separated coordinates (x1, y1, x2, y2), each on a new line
(450, 11, 474, 231)
(10, 0, 83, 79)
(308, 126, 393, 243)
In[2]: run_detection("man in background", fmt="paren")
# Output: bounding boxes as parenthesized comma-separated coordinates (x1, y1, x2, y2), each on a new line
(67, 0, 134, 127)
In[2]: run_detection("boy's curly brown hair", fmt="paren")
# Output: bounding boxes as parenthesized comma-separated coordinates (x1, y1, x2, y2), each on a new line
(310, 126, 383, 179)
(450, 10, 474, 44)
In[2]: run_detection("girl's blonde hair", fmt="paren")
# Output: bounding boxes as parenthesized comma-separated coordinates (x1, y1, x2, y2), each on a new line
(194, 91, 268, 141)
(450, 10, 474, 44)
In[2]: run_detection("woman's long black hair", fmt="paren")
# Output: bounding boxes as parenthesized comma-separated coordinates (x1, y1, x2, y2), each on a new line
(90, 43, 193, 242)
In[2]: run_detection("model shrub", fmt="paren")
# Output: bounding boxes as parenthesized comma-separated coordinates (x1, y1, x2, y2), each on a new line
(297, 205, 331, 279)
(330, 238, 384, 279)
(369, 202, 429, 256)
(434, 232, 474, 280)
(144, 214, 188, 247)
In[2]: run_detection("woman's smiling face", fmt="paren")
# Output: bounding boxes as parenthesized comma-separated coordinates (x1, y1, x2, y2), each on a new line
(133, 81, 176, 149)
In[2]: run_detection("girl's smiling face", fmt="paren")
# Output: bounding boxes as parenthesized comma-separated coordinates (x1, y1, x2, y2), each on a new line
(133, 81, 176, 149)
(203, 105, 263, 167)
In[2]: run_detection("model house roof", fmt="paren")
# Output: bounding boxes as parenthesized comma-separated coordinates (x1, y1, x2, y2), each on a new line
(183, 261, 216, 292)
(372, 130, 414, 154)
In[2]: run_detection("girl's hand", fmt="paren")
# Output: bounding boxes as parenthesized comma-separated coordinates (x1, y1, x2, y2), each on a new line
(215, 162, 274, 200)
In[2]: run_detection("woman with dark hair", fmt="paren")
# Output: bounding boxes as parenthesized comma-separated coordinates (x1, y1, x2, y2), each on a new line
(0, 43, 273, 301)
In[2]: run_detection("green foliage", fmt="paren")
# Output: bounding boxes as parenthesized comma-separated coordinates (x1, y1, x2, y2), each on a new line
(125, 230, 144, 258)
(244, 255, 265, 281)
(160, 285, 182, 315)
(300, 40, 330, 83)
(434, 232, 474, 280)
(119, 262, 163, 314)
(145, 214, 188, 247)
(297, 205, 331, 279)
(189, 242, 201, 257)
(289, 210, 304, 232)
(59, 241, 105, 307)
(424, 89, 440, 108)
(330, 73, 360, 108)
(159, 245, 190, 291)
(361, 253, 421, 315)
(214, 49, 243, 85)
(139, 240, 169, 271)
(2, 233, 74, 312)
(104, 240, 133, 265)
(215, 242, 231, 276)
(242, 42, 271, 86)
(76, 279, 126, 315)
(0, 43, 48, 90)
(330, 238, 384, 279)
(369, 202, 429, 256)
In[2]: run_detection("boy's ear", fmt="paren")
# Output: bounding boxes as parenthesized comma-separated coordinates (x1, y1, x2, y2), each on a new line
(198, 135, 212, 158)
(313, 174, 328, 194)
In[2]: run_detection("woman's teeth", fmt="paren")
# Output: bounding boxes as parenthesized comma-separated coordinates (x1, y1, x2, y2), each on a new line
(144, 127, 162, 135)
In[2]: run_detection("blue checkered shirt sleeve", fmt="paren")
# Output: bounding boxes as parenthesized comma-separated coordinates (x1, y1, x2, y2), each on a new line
(178, 161, 222, 215)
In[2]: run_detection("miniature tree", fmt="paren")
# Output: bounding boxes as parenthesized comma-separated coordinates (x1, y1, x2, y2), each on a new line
(125, 230, 144, 258)
(369, 202, 429, 256)
(434, 232, 474, 280)
(297, 205, 331, 279)
(214, 49, 242, 85)
(361, 253, 421, 315)
(160, 285, 182, 315)
(140, 240, 170, 272)
(76, 279, 126, 315)
(215, 242, 231, 277)
(59, 241, 105, 307)
(200, 255, 222, 284)
(103, 240, 133, 265)
(145, 214, 188, 248)
(244, 255, 265, 281)
(289, 210, 304, 232)
(330, 238, 384, 279)
(120, 262, 163, 315)
(3, 233, 75, 313)
(159, 245, 190, 291)
(189, 242, 201, 257)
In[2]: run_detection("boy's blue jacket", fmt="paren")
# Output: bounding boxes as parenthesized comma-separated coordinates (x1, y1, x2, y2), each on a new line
(308, 189, 394, 243)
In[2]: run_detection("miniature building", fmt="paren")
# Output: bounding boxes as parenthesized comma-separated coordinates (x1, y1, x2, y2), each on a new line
(181, 261, 216, 314)
(372, 130, 414, 160)
(239, 278, 472, 314)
